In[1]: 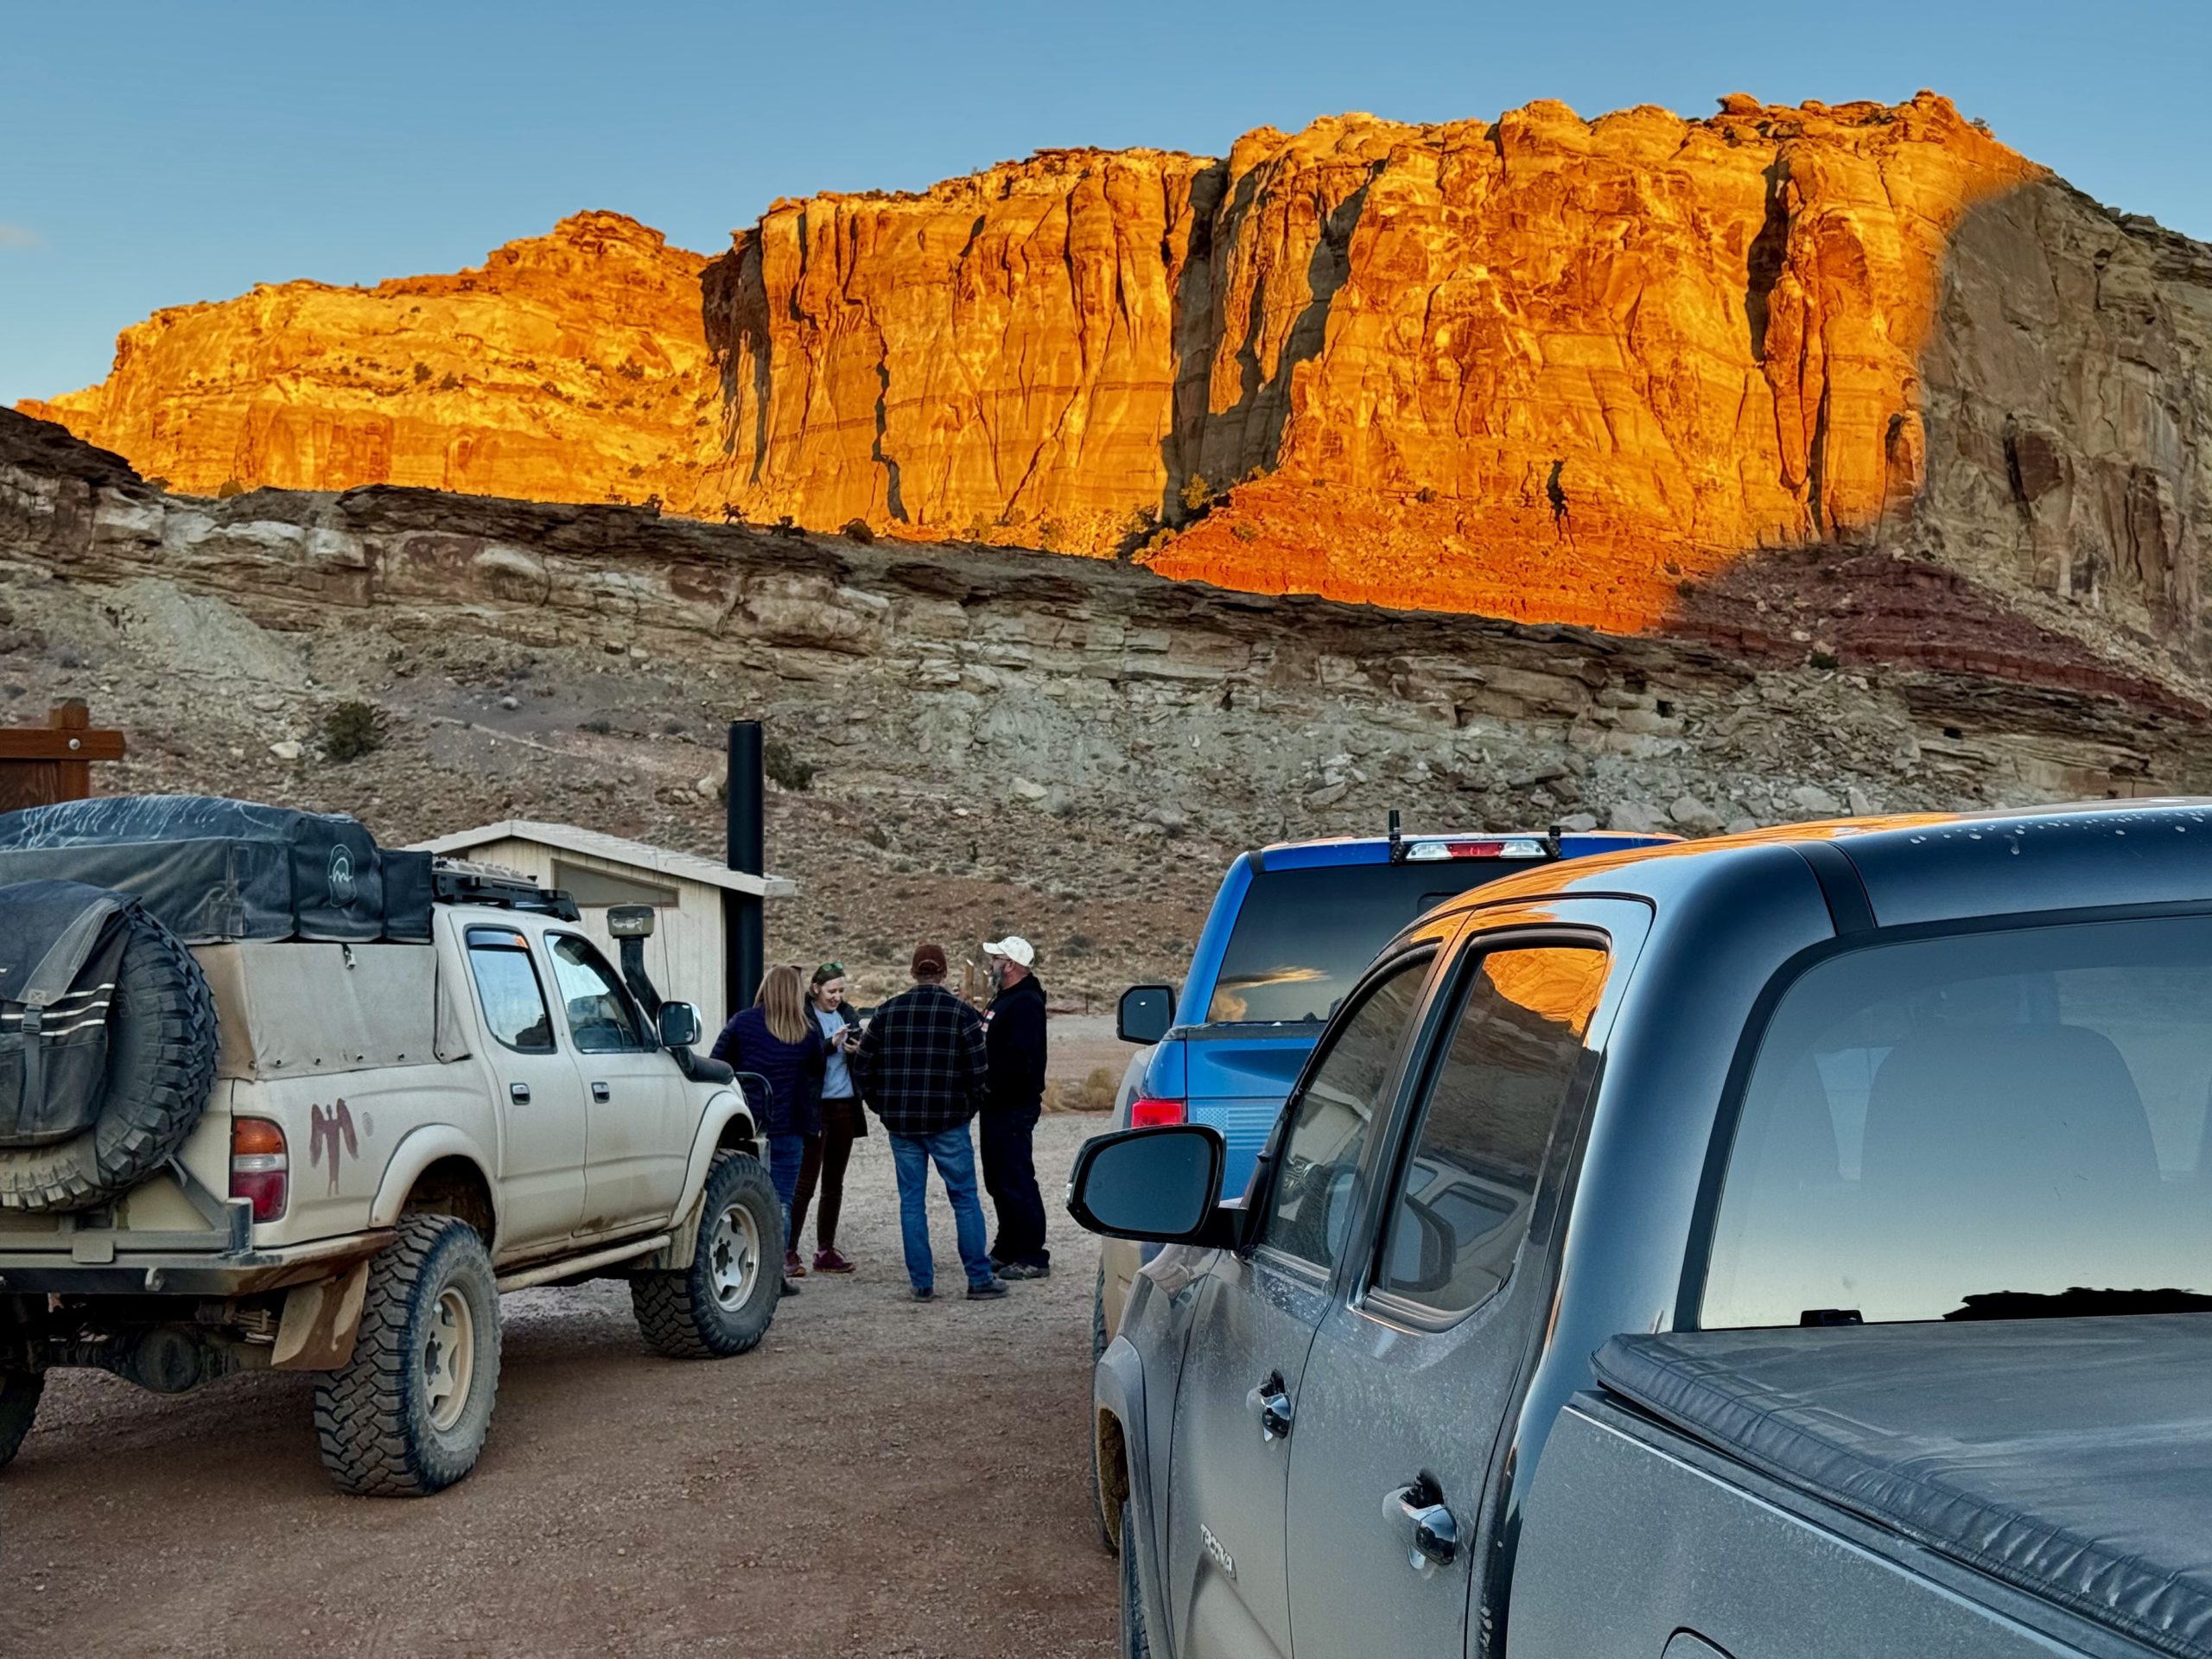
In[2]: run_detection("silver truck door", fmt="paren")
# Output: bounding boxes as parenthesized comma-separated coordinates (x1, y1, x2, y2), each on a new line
(1164, 952, 1435, 1659)
(543, 931, 691, 1230)
(1283, 901, 1648, 1658)
(461, 924, 587, 1248)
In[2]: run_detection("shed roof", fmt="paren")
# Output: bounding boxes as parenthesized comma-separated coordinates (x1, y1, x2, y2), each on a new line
(410, 820, 796, 899)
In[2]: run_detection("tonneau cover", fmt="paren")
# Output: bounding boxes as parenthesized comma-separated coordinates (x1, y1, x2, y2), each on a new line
(0, 797, 432, 944)
(1595, 1319, 2212, 1658)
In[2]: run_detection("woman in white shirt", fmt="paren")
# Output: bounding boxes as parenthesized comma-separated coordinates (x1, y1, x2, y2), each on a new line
(789, 962, 865, 1274)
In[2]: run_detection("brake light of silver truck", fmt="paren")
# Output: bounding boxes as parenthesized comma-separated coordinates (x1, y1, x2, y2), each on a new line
(229, 1117, 289, 1222)
(1130, 1096, 1187, 1128)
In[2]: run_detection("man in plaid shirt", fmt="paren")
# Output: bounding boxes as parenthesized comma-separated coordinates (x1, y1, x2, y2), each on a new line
(852, 943, 1007, 1300)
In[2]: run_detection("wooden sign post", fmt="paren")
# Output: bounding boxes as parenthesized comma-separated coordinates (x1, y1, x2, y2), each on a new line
(0, 702, 126, 814)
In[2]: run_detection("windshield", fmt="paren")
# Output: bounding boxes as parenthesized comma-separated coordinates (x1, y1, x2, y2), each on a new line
(1702, 917, 2212, 1328)
(1207, 861, 1524, 1024)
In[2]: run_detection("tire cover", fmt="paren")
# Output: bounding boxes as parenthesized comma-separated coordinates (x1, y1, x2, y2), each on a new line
(0, 904, 219, 1213)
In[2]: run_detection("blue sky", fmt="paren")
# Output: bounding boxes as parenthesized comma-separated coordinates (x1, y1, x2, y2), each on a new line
(5, 0, 2209, 404)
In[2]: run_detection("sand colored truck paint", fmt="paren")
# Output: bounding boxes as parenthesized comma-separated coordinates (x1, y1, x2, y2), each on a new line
(0, 891, 781, 1496)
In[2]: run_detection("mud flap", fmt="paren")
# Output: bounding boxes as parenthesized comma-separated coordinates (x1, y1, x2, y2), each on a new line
(272, 1259, 372, 1370)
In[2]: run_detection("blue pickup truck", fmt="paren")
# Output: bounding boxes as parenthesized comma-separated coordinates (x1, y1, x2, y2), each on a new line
(1093, 823, 1674, 1363)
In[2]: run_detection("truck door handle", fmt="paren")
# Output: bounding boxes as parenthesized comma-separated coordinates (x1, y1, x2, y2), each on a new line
(591, 1081, 611, 1103)
(1387, 1478, 1459, 1575)
(509, 1082, 531, 1103)
(1246, 1372, 1293, 1443)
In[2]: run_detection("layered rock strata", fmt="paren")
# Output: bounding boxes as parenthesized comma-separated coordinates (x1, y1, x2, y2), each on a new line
(20, 97, 2212, 662)
(7, 409, 2207, 849)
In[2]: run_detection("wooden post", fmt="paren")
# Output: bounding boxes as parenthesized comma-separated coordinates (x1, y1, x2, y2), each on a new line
(0, 701, 127, 814)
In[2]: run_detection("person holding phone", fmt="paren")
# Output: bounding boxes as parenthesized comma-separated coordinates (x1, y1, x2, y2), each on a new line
(791, 962, 865, 1274)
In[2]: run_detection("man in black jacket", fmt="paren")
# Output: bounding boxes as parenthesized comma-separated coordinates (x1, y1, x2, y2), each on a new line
(851, 943, 1005, 1300)
(981, 935, 1052, 1279)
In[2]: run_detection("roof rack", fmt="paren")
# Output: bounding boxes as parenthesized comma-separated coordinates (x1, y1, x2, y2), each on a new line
(431, 861, 581, 921)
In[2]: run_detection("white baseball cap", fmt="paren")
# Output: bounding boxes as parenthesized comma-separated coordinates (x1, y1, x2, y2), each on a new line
(983, 936, 1035, 967)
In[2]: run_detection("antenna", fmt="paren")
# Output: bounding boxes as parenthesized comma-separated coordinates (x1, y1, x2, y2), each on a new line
(1388, 808, 1403, 863)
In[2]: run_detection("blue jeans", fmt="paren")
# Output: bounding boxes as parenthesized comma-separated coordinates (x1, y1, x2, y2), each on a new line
(888, 1127, 993, 1293)
(766, 1133, 807, 1249)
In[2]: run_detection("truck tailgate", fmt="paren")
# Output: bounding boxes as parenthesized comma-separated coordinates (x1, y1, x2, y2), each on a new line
(1591, 1319, 2212, 1659)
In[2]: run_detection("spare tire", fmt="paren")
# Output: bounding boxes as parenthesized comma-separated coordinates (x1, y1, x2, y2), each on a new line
(0, 906, 218, 1213)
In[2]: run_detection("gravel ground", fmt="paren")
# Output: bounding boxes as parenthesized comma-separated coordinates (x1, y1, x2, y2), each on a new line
(0, 1116, 1116, 1657)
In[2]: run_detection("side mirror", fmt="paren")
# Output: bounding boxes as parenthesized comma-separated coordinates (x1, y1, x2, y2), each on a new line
(1066, 1124, 1232, 1244)
(1117, 983, 1175, 1046)
(607, 904, 657, 939)
(1384, 1192, 1456, 1295)
(658, 1001, 703, 1049)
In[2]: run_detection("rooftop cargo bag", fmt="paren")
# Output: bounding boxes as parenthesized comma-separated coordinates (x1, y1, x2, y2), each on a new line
(0, 796, 432, 944)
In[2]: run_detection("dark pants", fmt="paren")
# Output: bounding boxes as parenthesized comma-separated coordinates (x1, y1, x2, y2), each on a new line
(979, 1105, 1050, 1268)
(791, 1096, 860, 1252)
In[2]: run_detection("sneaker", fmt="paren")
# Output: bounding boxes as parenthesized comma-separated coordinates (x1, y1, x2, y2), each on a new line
(999, 1261, 1052, 1281)
(813, 1248, 856, 1274)
(780, 1276, 803, 1298)
(966, 1277, 1010, 1300)
(784, 1250, 807, 1277)
(911, 1286, 936, 1302)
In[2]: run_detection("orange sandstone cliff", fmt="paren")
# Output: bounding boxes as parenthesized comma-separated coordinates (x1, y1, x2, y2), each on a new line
(25, 94, 2212, 647)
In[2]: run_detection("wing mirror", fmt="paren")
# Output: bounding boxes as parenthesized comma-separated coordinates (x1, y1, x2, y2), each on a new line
(1117, 983, 1175, 1046)
(1065, 1124, 1236, 1246)
(658, 1001, 703, 1049)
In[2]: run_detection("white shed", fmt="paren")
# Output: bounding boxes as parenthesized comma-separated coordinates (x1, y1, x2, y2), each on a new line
(410, 821, 794, 1022)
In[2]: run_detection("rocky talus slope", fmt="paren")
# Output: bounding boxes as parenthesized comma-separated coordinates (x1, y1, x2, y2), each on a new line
(6, 409, 2211, 998)
(24, 95, 2211, 665)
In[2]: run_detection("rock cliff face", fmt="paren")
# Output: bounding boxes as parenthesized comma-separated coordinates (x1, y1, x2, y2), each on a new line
(22, 96, 2212, 663)
(25, 213, 715, 506)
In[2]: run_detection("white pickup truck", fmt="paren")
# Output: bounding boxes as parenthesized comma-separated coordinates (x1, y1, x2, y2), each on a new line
(0, 836, 779, 1497)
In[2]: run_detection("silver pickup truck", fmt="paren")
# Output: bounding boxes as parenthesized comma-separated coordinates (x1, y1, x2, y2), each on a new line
(1066, 802, 2212, 1659)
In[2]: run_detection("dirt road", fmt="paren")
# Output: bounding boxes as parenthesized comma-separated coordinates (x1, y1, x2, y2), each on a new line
(1, 1116, 1117, 1657)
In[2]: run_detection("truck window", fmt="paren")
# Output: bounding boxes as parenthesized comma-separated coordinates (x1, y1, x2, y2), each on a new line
(1255, 958, 1430, 1274)
(465, 926, 556, 1054)
(1209, 864, 1516, 1024)
(1371, 946, 1609, 1318)
(546, 933, 648, 1054)
(1702, 917, 2212, 1329)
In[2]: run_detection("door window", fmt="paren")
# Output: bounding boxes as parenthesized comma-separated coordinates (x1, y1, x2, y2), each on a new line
(547, 933, 649, 1053)
(465, 926, 556, 1054)
(1371, 946, 1610, 1318)
(1254, 957, 1430, 1274)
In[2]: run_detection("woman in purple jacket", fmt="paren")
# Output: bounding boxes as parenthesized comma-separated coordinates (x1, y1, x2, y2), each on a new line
(709, 963, 826, 1295)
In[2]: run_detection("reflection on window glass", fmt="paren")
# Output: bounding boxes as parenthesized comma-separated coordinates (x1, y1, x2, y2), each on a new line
(1703, 918, 2212, 1329)
(548, 934, 646, 1054)
(1210, 866, 1514, 1024)
(466, 929, 556, 1053)
(1257, 959, 1429, 1272)
(1375, 948, 1608, 1317)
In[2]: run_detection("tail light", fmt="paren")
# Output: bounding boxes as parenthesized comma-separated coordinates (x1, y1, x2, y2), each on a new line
(1130, 1096, 1187, 1128)
(1403, 837, 1546, 861)
(229, 1117, 289, 1223)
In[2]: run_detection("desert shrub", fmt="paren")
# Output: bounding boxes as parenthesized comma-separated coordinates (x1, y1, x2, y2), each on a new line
(862, 824, 890, 849)
(319, 700, 386, 762)
(1179, 473, 1213, 515)
(1037, 518, 1066, 552)
(437, 372, 461, 391)
(842, 518, 875, 543)
(764, 738, 815, 791)
(1230, 521, 1260, 543)
(1063, 932, 1094, 957)
(412, 361, 430, 384)
(1046, 1066, 1119, 1115)
(1809, 649, 1840, 671)
(216, 478, 247, 499)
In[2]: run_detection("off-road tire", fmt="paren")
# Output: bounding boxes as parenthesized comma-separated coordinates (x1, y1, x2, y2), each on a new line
(0, 906, 218, 1214)
(1121, 1502, 1152, 1659)
(313, 1215, 500, 1497)
(0, 1369, 45, 1471)
(631, 1152, 780, 1358)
